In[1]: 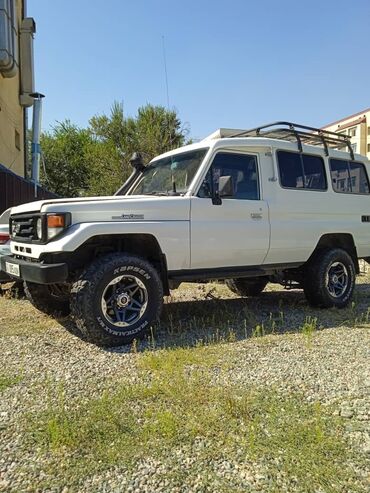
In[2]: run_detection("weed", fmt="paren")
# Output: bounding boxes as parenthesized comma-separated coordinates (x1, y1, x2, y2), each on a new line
(0, 373, 22, 392)
(252, 323, 265, 338)
(300, 316, 318, 346)
(301, 316, 317, 335)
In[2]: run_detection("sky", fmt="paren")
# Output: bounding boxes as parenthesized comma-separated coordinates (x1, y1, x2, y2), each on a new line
(29, 0, 370, 140)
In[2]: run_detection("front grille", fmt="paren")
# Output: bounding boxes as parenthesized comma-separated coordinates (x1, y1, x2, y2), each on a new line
(10, 214, 41, 243)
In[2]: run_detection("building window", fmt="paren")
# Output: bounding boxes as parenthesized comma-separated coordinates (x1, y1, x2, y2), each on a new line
(367, 127, 370, 136)
(348, 127, 357, 137)
(351, 143, 357, 153)
(367, 143, 370, 153)
(277, 151, 327, 190)
(329, 158, 370, 194)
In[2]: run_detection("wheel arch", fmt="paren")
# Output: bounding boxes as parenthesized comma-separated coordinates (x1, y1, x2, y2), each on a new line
(308, 233, 359, 273)
(46, 233, 170, 295)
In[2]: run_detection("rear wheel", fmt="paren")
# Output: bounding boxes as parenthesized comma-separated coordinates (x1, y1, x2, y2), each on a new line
(70, 253, 163, 346)
(303, 248, 356, 308)
(24, 282, 70, 317)
(226, 277, 268, 297)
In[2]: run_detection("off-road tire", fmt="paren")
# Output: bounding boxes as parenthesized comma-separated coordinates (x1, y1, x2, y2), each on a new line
(226, 277, 268, 297)
(24, 282, 70, 317)
(70, 253, 163, 347)
(303, 248, 356, 308)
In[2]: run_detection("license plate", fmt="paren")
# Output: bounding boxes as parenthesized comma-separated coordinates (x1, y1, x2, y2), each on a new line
(5, 262, 20, 277)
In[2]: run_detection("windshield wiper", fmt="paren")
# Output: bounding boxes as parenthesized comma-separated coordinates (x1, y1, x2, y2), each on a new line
(143, 191, 170, 196)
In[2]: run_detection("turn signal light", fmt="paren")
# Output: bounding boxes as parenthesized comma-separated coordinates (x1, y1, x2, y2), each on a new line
(47, 215, 65, 228)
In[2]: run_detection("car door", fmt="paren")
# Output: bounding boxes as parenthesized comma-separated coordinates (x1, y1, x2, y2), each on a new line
(190, 151, 270, 269)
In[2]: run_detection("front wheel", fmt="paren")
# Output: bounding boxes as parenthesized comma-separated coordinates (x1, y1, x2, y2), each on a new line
(70, 253, 163, 346)
(303, 248, 356, 308)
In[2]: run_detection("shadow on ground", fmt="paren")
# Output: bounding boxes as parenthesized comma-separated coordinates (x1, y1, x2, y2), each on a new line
(99, 281, 370, 353)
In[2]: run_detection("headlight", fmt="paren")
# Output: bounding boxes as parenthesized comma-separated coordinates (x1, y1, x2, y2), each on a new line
(36, 218, 43, 239)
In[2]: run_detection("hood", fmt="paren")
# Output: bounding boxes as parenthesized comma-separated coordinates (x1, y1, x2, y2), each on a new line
(11, 195, 139, 214)
(10, 195, 191, 223)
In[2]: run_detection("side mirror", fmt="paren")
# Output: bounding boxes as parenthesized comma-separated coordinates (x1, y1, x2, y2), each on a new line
(212, 175, 234, 205)
(218, 175, 234, 197)
(129, 152, 145, 171)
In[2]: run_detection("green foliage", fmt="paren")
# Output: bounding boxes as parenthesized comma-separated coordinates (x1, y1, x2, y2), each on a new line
(134, 104, 186, 160)
(301, 316, 318, 346)
(40, 121, 93, 197)
(0, 373, 21, 392)
(40, 102, 189, 197)
(87, 102, 188, 196)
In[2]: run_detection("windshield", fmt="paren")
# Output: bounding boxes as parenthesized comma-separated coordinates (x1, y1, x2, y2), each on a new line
(129, 148, 208, 196)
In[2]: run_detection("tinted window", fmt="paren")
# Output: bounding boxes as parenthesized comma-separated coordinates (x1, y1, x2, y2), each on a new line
(330, 159, 350, 192)
(277, 151, 304, 188)
(198, 152, 259, 200)
(330, 159, 370, 194)
(349, 162, 370, 193)
(302, 154, 327, 189)
(277, 151, 326, 190)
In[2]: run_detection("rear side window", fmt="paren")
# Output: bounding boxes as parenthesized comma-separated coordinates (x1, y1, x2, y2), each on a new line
(277, 151, 327, 190)
(349, 162, 370, 193)
(329, 159, 370, 194)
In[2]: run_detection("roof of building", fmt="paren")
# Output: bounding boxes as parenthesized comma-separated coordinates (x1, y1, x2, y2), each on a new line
(322, 108, 370, 129)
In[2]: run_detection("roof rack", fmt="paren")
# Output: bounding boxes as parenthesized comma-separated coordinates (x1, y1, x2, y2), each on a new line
(229, 121, 355, 160)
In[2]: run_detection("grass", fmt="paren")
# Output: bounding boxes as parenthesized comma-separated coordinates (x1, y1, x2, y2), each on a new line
(1, 279, 369, 490)
(0, 297, 58, 337)
(0, 372, 22, 392)
(27, 344, 362, 492)
(1, 277, 370, 343)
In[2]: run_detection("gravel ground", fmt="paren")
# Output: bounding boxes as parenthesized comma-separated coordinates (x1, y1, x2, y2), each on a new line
(0, 280, 369, 492)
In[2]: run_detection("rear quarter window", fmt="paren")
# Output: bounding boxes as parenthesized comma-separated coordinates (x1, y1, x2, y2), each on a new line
(329, 158, 370, 194)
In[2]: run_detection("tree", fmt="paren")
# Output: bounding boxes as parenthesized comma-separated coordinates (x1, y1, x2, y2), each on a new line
(135, 104, 187, 161)
(87, 102, 188, 195)
(40, 102, 190, 197)
(40, 121, 93, 197)
(87, 102, 135, 196)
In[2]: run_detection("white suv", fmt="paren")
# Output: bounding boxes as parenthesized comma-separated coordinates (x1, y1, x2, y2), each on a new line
(2, 122, 370, 346)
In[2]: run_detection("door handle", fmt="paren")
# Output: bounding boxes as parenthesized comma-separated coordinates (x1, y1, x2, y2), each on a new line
(250, 212, 263, 219)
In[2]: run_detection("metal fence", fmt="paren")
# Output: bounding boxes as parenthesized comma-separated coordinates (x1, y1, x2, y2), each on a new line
(0, 163, 57, 214)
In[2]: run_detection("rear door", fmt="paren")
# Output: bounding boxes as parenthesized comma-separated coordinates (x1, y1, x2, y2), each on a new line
(190, 151, 270, 269)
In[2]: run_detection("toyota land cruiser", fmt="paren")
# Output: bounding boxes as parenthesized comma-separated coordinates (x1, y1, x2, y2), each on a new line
(2, 121, 370, 346)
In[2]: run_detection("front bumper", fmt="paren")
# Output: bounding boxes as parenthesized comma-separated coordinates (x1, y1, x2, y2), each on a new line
(0, 270, 11, 282)
(0, 245, 12, 282)
(0, 255, 68, 284)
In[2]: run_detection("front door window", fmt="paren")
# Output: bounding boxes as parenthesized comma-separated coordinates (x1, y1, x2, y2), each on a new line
(198, 152, 260, 200)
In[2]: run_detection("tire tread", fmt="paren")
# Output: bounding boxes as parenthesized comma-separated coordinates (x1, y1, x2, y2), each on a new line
(70, 253, 163, 346)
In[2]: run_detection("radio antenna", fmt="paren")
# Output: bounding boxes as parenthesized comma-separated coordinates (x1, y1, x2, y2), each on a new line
(162, 35, 170, 111)
(162, 35, 176, 194)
